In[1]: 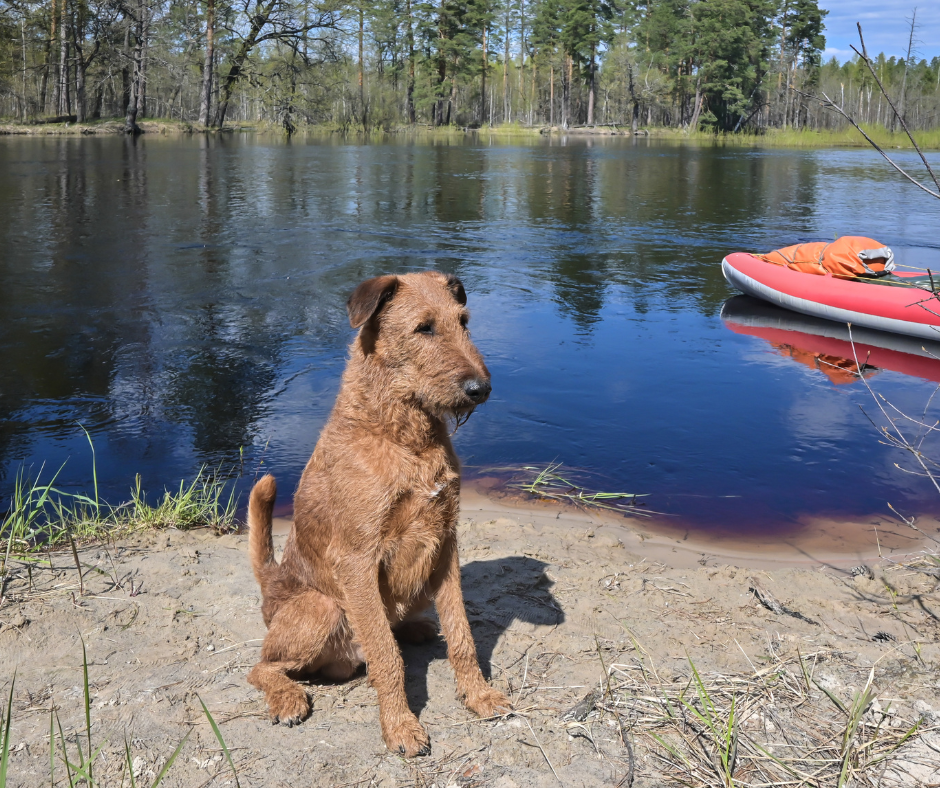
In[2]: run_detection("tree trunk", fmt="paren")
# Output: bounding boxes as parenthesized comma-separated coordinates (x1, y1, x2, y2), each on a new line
(587, 40, 596, 125)
(406, 0, 415, 123)
(481, 24, 487, 125)
(198, 0, 215, 126)
(549, 64, 554, 126)
(91, 79, 103, 118)
(628, 62, 639, 133)
(43, 0, 56, 114)
(20, 17, 28, 120)
(776, 0, 789, 127)
(136, 7, 149, 119)
(121, 23, 131, 115)
(564, 55, 572, 128)
(57, 0, 69, 115)
(358, 4, 365, 127)
(894, 9, 916, 132)
(518, 0, 525, 119)
(72, 42, 86, 121)
(448, 73, 457, 125)
(124, 3, 143, 133)
(214, 0, 277, 128)
(433, 31, 447, 126)
(70, 10, 99, 124)
(503, 5, 509, 122)
(688, 72, 702, 132)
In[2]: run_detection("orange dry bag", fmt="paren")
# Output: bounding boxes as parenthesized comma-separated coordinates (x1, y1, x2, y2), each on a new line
(761, 237, 895, 278)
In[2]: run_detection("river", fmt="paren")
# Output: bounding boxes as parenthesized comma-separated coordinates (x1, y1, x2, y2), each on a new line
(2, 133, 939, 538)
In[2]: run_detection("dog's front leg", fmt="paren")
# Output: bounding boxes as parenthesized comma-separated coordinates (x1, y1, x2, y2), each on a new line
(435, 538, 513, 718)
(338, 561, 431, 757)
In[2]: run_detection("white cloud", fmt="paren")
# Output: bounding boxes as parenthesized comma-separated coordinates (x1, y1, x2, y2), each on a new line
(820, 0, 940, 61)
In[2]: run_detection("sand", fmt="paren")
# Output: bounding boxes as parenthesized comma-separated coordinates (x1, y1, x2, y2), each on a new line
(2, 491, 939, 787)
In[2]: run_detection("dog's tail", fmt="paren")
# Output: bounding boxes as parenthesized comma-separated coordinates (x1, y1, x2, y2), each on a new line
(248, 474, 278, 591)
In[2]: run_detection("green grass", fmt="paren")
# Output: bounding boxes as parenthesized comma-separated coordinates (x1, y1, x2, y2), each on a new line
(0, 435, 238, 567)
(0, 646, 239, 787)
(682, 124, 940, 150)
(506, 461, 652, 517)
(0, 672, 13, 788)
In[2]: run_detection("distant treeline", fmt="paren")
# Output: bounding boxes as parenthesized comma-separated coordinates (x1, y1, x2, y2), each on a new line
(0, 0, 938, 133)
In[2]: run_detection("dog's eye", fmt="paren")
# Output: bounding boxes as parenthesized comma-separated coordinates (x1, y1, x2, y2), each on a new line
(415, 322, 435, 336)
(460, 315, 469, 330)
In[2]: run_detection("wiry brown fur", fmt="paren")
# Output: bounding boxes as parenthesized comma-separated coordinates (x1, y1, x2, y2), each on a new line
(246, 271, 511, 757)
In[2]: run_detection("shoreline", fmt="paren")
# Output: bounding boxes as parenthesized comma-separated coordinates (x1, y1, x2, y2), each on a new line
(2, 118, 938, 150)
(275, 481, 939, 571)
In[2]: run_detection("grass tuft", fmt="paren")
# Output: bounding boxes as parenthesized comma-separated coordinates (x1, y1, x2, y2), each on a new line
(1, 451, 238, 568)
(504, 462, 653, 517)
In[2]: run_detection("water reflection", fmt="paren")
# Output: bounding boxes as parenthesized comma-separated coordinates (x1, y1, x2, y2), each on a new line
(1, 135, 939, 533)
(722, 296, 940, 385)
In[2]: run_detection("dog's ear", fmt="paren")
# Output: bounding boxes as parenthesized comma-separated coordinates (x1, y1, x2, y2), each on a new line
(444, 273, 467, 306)
(347, 275, 399, 329)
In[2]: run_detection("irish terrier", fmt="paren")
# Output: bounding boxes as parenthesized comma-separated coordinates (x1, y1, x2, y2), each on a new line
(246, 271, 512, 756)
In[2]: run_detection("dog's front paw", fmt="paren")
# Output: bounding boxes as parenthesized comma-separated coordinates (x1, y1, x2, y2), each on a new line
(382, 713, 431, 757)
(465, 687, 513, 718)
(267, 685, 310, 727)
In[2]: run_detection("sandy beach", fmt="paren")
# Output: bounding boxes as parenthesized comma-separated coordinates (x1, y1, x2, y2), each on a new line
(2, 490, 939, 787)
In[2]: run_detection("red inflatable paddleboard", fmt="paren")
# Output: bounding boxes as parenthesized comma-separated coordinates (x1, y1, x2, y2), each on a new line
(722, 252, 940, 342)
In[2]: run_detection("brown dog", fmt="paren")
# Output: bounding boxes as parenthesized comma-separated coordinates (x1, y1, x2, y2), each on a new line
(246, 271, 512, 756)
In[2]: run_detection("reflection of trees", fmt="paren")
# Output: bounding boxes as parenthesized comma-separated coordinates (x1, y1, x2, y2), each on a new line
(524, 147, 609, 332)
(164, 302, 278, 457)
(431, 143, 484, 224)
(162, 135, 280, 461)
(550, 254, 608, 334)
(0, 137, 829, 489)
(0, 138, 146, 482)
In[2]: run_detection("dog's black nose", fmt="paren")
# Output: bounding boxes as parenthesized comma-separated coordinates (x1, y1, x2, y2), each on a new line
(463, 378, 491, 403)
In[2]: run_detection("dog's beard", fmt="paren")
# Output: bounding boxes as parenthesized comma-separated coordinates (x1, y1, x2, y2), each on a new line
(447, 407, 476, 436)
(423, 399, 478, 435)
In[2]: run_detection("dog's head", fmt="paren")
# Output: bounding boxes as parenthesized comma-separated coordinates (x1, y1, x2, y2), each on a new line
(347, 271, 491, 418)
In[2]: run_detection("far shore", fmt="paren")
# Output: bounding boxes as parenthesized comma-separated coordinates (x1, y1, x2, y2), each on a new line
(2, 116, 938, 150)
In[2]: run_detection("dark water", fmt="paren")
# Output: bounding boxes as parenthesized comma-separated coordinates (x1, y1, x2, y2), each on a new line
(2, 134, 940, 537)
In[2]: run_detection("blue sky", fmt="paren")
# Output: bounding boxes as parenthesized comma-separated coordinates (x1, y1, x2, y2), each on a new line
(821, 1, 940, 62)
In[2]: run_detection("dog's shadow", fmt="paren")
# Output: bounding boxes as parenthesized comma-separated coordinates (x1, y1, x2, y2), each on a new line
(399, 556, 563, 717)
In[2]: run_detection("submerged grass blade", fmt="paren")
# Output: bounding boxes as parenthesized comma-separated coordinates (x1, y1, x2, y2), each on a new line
(509, 463, 652, 517)
(77, 423, 100, 518)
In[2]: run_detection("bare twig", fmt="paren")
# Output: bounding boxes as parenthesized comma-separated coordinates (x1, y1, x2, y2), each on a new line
(793, 23, 939, 202)
(523, 717, 561, 783)
(67, 533, 84, 597)
(852, 23, 940, 196)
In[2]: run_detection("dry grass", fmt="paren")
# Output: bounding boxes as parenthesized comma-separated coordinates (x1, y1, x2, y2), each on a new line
(570, 647, 938, 788)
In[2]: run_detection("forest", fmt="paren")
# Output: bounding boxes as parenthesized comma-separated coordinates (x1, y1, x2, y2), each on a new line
(0, 0, 938, 134)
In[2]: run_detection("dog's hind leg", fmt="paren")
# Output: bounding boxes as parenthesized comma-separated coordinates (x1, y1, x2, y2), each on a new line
(247, 589, 343, 726)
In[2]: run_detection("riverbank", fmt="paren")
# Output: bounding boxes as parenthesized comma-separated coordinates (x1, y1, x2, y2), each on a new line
(2, 490, 938, 787)
(3, 117, 939, 149)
